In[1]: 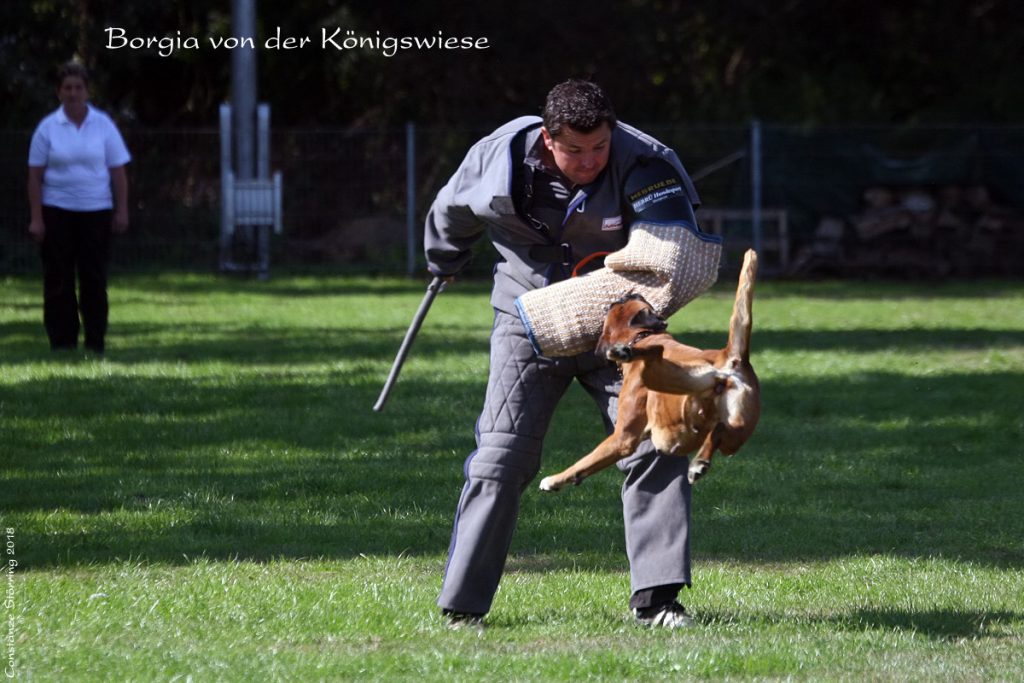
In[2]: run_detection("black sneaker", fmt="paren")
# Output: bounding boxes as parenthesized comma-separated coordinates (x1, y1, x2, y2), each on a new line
(633, 601, 696, 629)
(443, 609, 485, 630)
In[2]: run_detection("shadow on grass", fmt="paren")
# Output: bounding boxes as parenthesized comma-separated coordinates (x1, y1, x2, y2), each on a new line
(7, 272, 1022, 300)
(0, 320, 491, 365)
(2, 344, 1023, 572)
(3, 319, 1023, 367)
(700, 606, 1022, 641)
(1, 273, 492, 299)
(3, 280, 1023, 571)
(111, 274, 495, 299)
(754, 279, 1024, 301)
(844, 608, 1022, 641)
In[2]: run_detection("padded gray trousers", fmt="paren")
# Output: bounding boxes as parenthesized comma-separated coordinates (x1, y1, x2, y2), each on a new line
(438, 311, 692, 615)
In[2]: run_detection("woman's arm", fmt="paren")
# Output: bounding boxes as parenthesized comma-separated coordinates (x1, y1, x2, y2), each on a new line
(110, 165, 129, 232)
(27, 166, 46, 242)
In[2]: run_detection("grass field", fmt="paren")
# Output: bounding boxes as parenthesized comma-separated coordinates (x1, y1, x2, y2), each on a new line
(2, 272, 1023, 681)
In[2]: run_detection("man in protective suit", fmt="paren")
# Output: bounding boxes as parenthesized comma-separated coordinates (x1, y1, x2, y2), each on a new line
(425, 79, 720, 629)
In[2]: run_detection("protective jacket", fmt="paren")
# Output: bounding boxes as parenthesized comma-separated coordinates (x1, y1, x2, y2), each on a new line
(430, 116, 707, 616)
(424, 116, 704, 315)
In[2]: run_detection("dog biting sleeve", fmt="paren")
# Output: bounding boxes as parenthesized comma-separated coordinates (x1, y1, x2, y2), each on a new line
(514, 221, 722, 357)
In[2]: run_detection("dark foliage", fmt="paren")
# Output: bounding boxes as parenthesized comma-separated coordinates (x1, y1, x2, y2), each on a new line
(3, 0, 1023, 128)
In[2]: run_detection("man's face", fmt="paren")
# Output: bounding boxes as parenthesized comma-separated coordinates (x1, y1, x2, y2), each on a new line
(541, 122, 612, 186)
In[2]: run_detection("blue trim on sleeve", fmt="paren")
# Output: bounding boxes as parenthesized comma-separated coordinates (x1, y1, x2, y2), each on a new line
(513, 297, 543, 356)
(633, 219, 724, 245)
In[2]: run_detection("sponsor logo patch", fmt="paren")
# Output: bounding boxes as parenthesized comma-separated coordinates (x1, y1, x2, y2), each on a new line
(601, 215, 623, 231)
(628, 177, 683, 213)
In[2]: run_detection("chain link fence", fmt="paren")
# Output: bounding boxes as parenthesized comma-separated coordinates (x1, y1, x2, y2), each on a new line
(2, 123, 1022, 277)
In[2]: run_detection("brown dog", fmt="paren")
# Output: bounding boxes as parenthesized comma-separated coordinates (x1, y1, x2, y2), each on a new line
(539, 249, 760, 491)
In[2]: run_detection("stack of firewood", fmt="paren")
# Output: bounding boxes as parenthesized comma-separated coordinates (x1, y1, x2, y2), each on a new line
(790, 185, 1024, 277)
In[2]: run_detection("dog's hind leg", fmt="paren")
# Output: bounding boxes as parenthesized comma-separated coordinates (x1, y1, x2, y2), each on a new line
(688, 423, 724, 484)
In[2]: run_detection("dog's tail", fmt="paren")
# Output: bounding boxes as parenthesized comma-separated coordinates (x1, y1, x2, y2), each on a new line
(718, 249, 758, 433)
(726, 249, 758, 362)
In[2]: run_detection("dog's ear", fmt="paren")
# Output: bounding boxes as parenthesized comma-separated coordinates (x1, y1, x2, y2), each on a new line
(629, 307, 668, 333)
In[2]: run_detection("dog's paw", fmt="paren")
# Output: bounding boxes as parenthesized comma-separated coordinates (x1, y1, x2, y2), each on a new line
(606, 343, 634, 363)
(539, 476, 562, 492)
(688, 459, 711, 484)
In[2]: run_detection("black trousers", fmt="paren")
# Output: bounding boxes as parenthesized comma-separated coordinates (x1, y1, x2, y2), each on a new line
(39, 206, 113, 352)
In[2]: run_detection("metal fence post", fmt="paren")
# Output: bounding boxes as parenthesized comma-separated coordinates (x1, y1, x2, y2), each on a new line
(228, 0, 257, 272)
(231, 0, 256, 186)
(750, 118, 763, 259)
(219, 104, 233, 271)
(257, 103, 271, 278)
(257, 104, 270, 180)
(406, 121, 417, 277)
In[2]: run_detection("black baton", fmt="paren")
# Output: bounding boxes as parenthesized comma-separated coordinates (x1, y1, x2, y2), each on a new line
(373, 276, 446, 412)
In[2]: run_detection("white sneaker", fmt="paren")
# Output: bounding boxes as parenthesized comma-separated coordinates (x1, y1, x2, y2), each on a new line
(633, 601, 696, 629)
(443, 610, 485, 630)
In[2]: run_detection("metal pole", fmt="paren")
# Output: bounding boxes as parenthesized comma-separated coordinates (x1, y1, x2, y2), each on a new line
(406, 121, 417, 277)
(231, 0, 256, 183)
(750, 119, 763, 258)
(219, 103, 233, 271)
(231, 0, 257, 263)
(257, 104, 270, 180)
(257, 103, 271, 279)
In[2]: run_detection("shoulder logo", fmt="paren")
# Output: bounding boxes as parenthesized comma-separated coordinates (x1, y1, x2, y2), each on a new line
(628, 177, 683, 213)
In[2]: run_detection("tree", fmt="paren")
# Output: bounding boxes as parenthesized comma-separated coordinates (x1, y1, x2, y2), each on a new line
(3, 0, 1022, 128)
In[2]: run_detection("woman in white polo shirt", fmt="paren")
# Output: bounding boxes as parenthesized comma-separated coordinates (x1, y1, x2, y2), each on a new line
(27, 61, 131, 354)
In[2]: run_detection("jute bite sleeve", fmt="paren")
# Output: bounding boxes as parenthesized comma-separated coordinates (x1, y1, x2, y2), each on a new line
(514, 221, 722, 357)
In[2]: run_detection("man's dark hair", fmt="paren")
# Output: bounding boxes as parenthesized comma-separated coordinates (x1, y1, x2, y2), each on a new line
(542, 79, 616, 137)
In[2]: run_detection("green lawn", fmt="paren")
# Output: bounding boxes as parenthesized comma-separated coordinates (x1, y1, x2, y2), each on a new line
(2, 273, 1023, 681)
